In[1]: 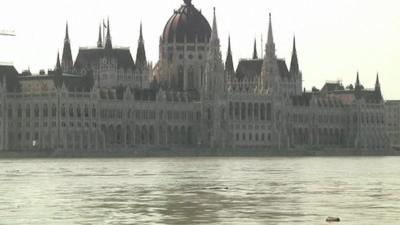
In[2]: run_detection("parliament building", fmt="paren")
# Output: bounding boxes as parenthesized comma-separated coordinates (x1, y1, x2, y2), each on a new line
(0, 0, 391, 154)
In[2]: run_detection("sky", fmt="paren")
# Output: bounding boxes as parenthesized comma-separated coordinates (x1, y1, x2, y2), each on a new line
(0, 0, 399, 99)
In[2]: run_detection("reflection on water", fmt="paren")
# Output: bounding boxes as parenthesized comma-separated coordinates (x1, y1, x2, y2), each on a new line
(0, 157, 400, 225)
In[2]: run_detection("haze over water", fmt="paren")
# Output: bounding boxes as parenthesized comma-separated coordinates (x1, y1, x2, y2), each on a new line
(0, 157, 399, 224)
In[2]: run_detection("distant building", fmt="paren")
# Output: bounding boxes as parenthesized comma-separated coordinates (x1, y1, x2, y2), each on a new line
(0, 0, 391, 153)
(385, 101, 400, 146)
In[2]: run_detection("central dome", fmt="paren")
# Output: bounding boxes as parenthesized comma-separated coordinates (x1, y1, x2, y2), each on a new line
(162, 0, 211, 43)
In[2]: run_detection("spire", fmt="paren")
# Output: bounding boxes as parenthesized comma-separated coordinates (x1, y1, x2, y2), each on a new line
(105, 18, 112, 50)
(375, 73, 383, 100)
(355, 71, 360, 87)
(97, 23, 103, 48)
(290, 36, 299, 73)
(139, 21, 144, 42)
(204, 6, 224, 97)
(253, 38, 258, 59)
(62, 22, 73, 73)
(354, 71, 363, 98)
(267, 13, 274, 45)
(56, 51, 61, 70)
(375, 73, 381, 91)
(265, 13, 275, 57)
(210, 7, 219, 44)
(65, 22, 70, 41)
(183, 0, 192, 5)
(225, 36, 234, 75)
(136, 21, 147, 69)
(54, 51, 63, 88)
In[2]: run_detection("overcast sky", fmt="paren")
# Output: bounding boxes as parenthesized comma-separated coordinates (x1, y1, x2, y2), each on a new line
(0, 0, 399, 99)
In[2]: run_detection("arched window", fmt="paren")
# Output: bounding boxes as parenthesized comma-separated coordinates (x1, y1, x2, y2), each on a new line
(92, 106, 96, 118)
(241, 103, 246, 120)
(52, 104, 57, 117)
(17, 105, 22, 118)
(25, 106, 31, 120)
(248, 103, 253, 120)
(188, 66, 195, 90)
(200, 66, 204, 86)
(43, 104, 48, 118)
(84, 105, 89, 118)
(267, 103, 272, 121)
(261, 103, 266, 121)
(353, 113, 358, 123)
(77, 105, 82, 118)
(207, 108, 212, 121)
(69, 105, 74, 117)
(61, 105, 66, 118)
(254, 103, 259, 120)
(7, 105, 12, 118)
(34, 104, 39, 118)
(235, 102, 240, 120)
(229, 102, 233, 120)
(178, 65, 184, 91)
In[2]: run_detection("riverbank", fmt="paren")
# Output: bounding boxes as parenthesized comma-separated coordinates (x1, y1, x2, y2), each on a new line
(1, 147, 399, 158)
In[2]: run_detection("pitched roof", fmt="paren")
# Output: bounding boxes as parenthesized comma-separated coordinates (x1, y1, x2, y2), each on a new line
(0, 64, 21, 92)
(321, 82, 345, 93)
(277, 59, 291, 79)
(235, 58, 292, 81)
(235, 59, 263, 81)
(74, 47, 135, 70)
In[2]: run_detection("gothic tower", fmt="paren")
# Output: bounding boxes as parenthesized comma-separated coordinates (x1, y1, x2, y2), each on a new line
(201, 8, 228, 148)
(62, 23, 73, 73)
(260, 13, 279, 95)
(203, 7, 225, 99)
(290, 36, 302, 95)
(105, 19, 112, 50)
(136, 22, 147, 70)
(97, 23, 103, 48)
(253, 38, 258, 59)
(225, 36, 234, 82)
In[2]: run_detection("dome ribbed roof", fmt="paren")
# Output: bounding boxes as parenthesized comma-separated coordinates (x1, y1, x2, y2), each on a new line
(163, 0, 211, 43)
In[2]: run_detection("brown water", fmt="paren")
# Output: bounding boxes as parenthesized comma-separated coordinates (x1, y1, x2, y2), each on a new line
(0, 157, 399, 224)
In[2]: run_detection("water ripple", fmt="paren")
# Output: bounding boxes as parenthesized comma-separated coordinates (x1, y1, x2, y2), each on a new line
(0, 157, 400, 225)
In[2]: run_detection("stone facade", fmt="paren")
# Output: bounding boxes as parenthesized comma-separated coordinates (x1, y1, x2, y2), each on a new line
(385, 101, 400, 146)
(0, 0, 391, 153)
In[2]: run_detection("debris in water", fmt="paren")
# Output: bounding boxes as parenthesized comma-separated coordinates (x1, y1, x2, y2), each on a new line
(326, 217, 340, 222)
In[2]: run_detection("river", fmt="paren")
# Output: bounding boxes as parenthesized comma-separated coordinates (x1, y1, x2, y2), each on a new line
(0, 157, 399, 224)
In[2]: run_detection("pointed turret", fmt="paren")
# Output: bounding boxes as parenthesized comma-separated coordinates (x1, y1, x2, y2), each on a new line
(375, 73, 381, 90)
(375, 73, 382, 99)
(290, 36, 299, 74)
(62, 22, 73, 73)
(265, 13, 275, 56)
(55, 51, 61, 71)
(54, 51, 63, 88)
(65, 23, 69, 40)
(136, 22, 147, 69)
(354, 71, 362, 98)
(204, 7, 224, 97)
(210, 7, 219, 45)
(97, 23, 103, 48)
(252, 38, 258, 59)
(260, 13, 278, 91)
(105, 18, 112, 50)
(355, 71, 360, 87)
(225, 36, 234, 76)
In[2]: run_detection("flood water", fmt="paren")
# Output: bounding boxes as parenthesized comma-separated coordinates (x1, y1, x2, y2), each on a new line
(0, 157, 399, 224)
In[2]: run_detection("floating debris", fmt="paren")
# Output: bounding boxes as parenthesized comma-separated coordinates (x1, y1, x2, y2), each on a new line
(326, 217, 340, 222)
